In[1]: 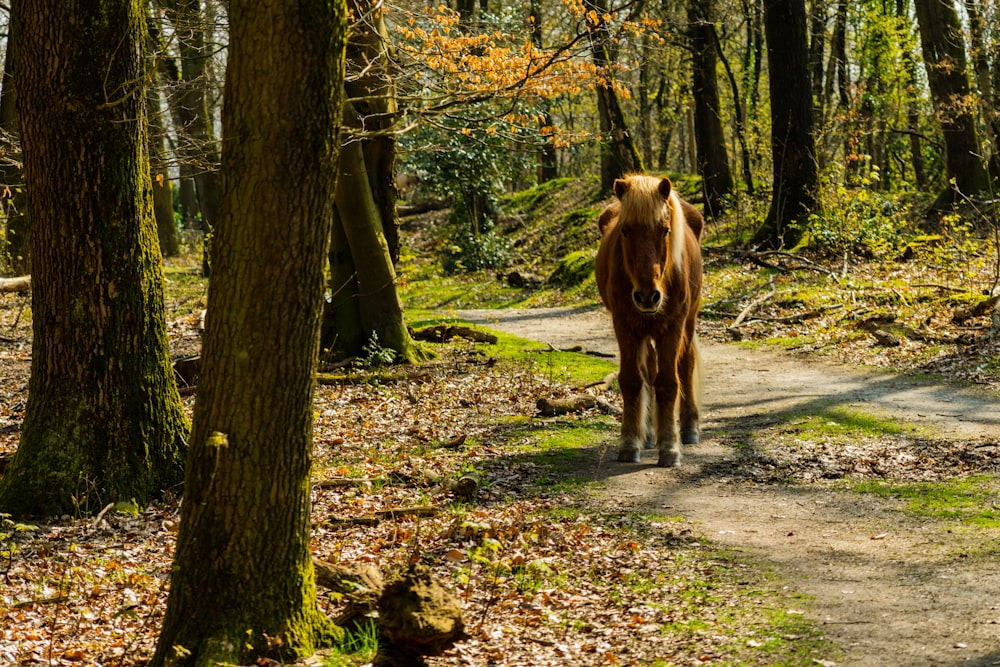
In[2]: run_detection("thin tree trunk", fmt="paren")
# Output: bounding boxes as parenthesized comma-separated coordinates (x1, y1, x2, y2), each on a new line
(913, 0, 988, 209)
(586, 0, 643, 192)
(964, 0, 1000, 176)
(531, 0, 559, 182)
(753, 0, 818, 249)
(0, 21, 28, 275)
(161, 0, 222, 274)
(0, 0, 187, 518)
(152, 1, 347, 663)
(712, 26, 755, 194)
(688, 0, 734, 217)
(147, 19, 179, 258)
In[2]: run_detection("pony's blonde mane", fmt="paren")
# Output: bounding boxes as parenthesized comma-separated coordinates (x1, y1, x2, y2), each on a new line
(617, 174, 687, 270)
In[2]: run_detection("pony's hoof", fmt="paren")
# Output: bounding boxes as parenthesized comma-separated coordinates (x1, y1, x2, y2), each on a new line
(643, 438, 657, 450)
(617, 448, 642, 463)
(657, 451, 681, 467)
(681, 429, 700, 445)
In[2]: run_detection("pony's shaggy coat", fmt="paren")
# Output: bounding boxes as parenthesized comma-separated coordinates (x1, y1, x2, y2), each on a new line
(595, 175, 704, 467)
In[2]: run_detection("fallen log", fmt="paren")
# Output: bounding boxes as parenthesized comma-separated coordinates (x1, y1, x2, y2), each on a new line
(326, 505, 441, 528)
(410, 324, 498, 344)
(0, 275, 30, 293)
(953, 289, 1000, 324)
(536, 395, 596, 416)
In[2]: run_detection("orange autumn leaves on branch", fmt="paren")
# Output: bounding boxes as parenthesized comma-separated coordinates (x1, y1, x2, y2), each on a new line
(388, 2, 666, 148)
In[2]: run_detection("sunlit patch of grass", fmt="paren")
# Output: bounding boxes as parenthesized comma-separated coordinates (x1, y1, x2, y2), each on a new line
(851, 476, 1000, 528)
(783, 405, 918, 439)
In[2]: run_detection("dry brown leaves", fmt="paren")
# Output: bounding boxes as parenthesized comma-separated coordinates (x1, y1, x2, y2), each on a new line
(0, 309, 803, 665)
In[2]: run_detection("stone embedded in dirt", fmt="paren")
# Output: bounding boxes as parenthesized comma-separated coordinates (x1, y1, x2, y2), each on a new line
(375, 563, 466, 664)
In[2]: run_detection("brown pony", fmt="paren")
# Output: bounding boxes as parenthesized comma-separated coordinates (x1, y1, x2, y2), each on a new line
(595, 174, 704, 467)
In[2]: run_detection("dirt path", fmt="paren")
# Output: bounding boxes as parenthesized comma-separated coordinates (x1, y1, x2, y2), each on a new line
(459, 307, 1000, 667)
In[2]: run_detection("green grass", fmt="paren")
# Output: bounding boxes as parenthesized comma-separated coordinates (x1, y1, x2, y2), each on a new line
(852, 476, 1000, 528)
(782, 405, 920, 439)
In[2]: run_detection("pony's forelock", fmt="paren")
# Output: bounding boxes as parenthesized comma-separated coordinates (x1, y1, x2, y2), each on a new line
(617, 175, 687, 269)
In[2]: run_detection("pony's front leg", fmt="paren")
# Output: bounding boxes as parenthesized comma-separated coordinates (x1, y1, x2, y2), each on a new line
(654, 336, 683, 467)
(616, 344, 647, 464)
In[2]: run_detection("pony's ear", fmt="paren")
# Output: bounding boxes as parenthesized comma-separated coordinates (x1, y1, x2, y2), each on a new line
(613, 178, 630, 200)
(657, 177, 673, 199)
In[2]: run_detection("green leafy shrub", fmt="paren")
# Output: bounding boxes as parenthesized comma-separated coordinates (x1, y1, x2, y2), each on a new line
(801, 160, 907, 257)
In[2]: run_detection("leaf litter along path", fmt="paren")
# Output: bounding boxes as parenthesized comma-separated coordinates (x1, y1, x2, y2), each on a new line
(458, 306, 1000, 667)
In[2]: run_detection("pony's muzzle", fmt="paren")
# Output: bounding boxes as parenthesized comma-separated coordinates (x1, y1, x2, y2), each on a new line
(632, 288, 662, 312)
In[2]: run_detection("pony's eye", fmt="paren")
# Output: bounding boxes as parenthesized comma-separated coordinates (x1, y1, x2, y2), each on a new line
(661, 227, 669, 237)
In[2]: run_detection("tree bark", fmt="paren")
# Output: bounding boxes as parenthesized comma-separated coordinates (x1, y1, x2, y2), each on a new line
(752, 0, 818, 249)
(963, 0, 1000, 177)
(897, 0, 928, 190)
(152, 1, 347, 664)
(688, 0, 734, 217)
(0, 0, 187, 518)
(531, 0, 559, 182)
(913, 0, 989, 209)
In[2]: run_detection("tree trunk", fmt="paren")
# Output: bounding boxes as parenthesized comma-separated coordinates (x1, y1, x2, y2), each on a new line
(322, 205, 365, 360)
(531, 0, 559, 182)
(688, 0, 734, 217)
(808, 0, 827, 114)
(0, 0, 187, 518)
(963, 0, 1000, 177)
(913, 0, 989, 209)
(321, 2, 422, 364)
(752, 0, 818, 249)
(897, 0, 928, 190)
(0, 20, 28, 275)
(345, 0, 402, 263)
(146, 12, 180, 258)
(147, 17, 179, 258)
(586, 0, 643, 193)
(329, 117, 422, 364)
(151, 1, 347, 664)
(160, 0, 222, 274)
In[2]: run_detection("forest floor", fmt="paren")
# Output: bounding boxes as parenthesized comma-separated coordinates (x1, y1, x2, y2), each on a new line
(459, 306, 1000, 667)
(6, 191, 1000, 667)
(3, 286, 1000, 665)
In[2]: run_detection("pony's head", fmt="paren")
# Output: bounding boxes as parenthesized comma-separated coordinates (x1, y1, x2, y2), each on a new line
(613, 175, 687, 314)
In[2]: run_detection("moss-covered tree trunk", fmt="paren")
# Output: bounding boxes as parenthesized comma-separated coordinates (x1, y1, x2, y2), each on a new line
(0, 0, 187, 518)
(151, 1, 347, 664)
(321, 2, 421, 364)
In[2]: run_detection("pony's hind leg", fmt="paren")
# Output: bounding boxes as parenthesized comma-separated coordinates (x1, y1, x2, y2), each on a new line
(642, 339, 657, 450)
(678, 335, 701, 445)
